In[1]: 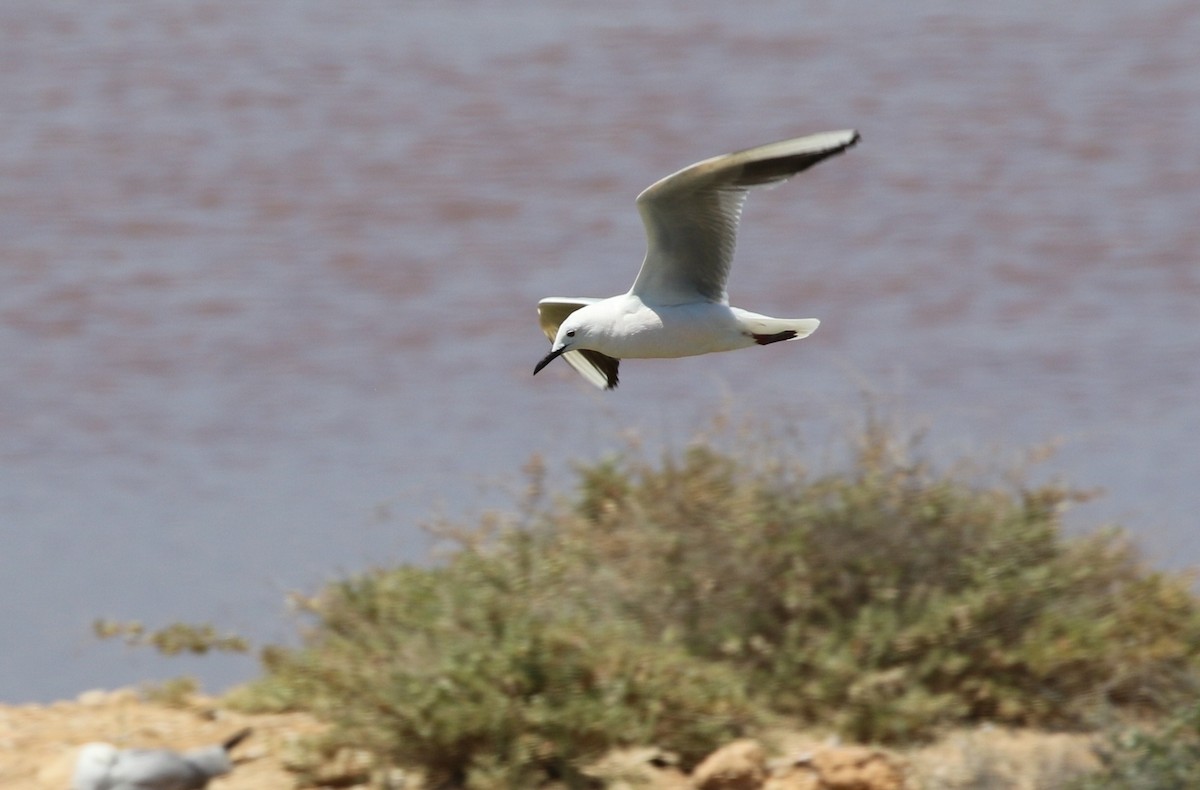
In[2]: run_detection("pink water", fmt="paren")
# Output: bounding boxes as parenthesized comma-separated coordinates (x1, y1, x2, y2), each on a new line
(2, 1, 1197, 701)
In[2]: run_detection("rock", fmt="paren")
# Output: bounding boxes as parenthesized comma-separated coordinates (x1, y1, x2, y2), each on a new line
(905, 727, 1099, 789)
(582, 746, 690, 789)
(766, 745, 905, 790)
(813, 746, 905, 790)
(75, 689, 112, 707)
(691, 739, 768, 790)
(762, 767, 822, 790)
(75, 688, 140, 707)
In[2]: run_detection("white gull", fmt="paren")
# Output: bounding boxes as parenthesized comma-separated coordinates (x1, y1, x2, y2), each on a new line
(534, 129, 859, 390)
(71, 728, 252, 790)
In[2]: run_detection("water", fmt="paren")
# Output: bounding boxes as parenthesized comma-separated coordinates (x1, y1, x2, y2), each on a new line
(1, 0, 1197, 702)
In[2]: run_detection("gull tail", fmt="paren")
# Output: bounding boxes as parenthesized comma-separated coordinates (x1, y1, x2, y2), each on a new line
(738, 315, 820, 346)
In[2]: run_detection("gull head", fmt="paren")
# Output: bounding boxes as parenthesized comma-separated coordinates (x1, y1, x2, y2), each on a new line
(533, 313, 590, 376)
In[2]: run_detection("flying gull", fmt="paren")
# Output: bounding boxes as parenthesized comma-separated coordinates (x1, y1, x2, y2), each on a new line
(534, 129, 859, 389)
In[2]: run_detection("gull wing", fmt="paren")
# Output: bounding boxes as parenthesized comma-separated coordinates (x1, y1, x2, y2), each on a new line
(630, 130, 860, 305)
(537, 297, 620, 390)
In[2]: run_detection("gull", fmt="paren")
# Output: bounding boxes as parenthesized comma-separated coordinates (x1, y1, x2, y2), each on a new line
(534, 129, 859, 389)
(71, 728, 252, 790)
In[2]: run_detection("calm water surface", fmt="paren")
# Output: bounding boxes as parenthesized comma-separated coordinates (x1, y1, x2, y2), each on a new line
(2, 0, 1197, 701)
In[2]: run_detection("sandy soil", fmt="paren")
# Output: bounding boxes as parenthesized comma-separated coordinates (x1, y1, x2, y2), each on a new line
(0, 688, 1103, 789)
(0, 689, 324, 789)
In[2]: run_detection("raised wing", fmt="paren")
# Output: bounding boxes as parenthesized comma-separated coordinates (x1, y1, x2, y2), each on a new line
(536, 297, 620, 390)
(630, 130, 860, 305)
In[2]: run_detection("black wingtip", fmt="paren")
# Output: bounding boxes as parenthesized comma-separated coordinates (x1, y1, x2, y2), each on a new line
(222, 728, 253, 752)
(752, 329, 798, 346)
(604, 360, 619, 390)
(739, 130, 861, 186)
(578, 349, 620, 390)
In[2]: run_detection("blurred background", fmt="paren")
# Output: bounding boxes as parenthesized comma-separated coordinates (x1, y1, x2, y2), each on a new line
(1, 0, 1196, 702)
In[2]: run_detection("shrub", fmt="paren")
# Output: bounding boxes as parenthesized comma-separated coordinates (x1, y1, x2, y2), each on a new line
(93, 619, 249, 655)
(248, 543, 757, 788)
(540, 421, 1200, 742)
(1074, 700, 1200, 789)
(236, 415, 1200, 782)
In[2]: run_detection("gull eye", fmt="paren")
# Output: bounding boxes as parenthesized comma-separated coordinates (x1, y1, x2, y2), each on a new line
(566, 329, 576, 337)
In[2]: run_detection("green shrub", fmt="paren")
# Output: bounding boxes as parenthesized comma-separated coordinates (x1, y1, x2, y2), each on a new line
(235, 416, 1200, 783)
(93, 619, 249, 655)
(247, 543, 757, 788)
(1073, 700, 1200, 789)
(139, 675, 200, 708)
(542, 422, 1200, 743)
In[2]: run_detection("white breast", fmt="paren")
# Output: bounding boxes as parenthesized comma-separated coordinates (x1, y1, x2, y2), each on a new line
(597, 298, 754, 359)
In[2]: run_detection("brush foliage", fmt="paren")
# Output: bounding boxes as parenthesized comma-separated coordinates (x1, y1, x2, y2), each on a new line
(235, 419, 1200, 786)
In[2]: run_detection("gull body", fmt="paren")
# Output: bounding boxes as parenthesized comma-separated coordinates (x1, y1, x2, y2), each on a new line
(72, 728, 252, 790)
(533, 129, 859, 390)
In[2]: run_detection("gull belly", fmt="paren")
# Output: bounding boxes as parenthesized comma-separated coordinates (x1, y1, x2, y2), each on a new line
(591, 297, 758, 359)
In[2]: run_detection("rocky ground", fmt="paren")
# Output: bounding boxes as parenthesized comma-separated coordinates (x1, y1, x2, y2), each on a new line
(0, 689, 322, 789)
(0, 689, 1102, 789)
